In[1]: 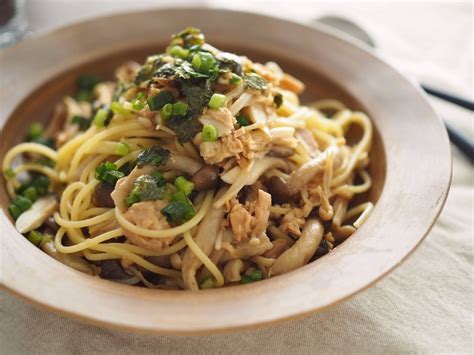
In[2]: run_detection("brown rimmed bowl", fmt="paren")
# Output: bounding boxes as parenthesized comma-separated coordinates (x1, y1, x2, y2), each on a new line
(0, 8, 451, 335)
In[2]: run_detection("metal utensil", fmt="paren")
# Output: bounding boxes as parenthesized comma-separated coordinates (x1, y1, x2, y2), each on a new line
(315, 15, 473, 161)
(0, 0, 27, 48)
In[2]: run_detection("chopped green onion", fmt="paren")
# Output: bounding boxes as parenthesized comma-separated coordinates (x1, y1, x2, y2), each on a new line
(8, 204, 22, 220)
(191, 53, 202, 70)
(174, 176, 194, 196)
(132, 92, 146, 110)
(236, 115, 250, 127)
(171, 102, 188, 116)
(172, 191, 189, 204)
(76, 90, 93, 102)
(71, 115, 91, 130)
(3, 168, 15, 179)
(31, 136, 55, 148)
(192, 51, 216, 73)
(241, 275, 254, 284)
(9, 195, 33, 219)
(96, 162, 117, 180)
(148, 91, 174, 111)
(241, 270, 263, 284)
(102, 170, 125, 185)
(160, 103, 173, 121)
(161, 201, 195, 224)
(76, 75, 100, 102)
(35, 158, 55, 168)
(40, 234, 52, 247)
(208, 93, 226, 109)
(125, 186, 141, 207)
(151, 171, 166, 187)
(161, 192, 195, 224)
(201, 124, 218, 142)
(198, 52, 216, 72)
(29, 175, 50, 196)
(116, 142, 130, 156)
(132, 101, 145, 111)
(169, 45, 190, 59)
(17, 175, 50, 197)
(13, 195, 33, 212)
(27, 230, 43, 246)
(22, 186, 38, 203)
(162, 183, 177, 201)
(250, 269, 263, 281)
(28, 123, 43, 140)
(77, 74, 101, 91)
(93, 107, 112, 128)
(200, 277, 214, 289)
(229, 73, 242, 84)
(111, 101, 132, 117)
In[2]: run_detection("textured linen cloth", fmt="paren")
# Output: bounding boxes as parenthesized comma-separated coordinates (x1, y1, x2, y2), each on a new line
(1, 1, 472, 353)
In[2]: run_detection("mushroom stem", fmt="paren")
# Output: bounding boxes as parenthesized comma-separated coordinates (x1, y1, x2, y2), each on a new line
(15, 195, 58, 234)
(269, 219, 324, 276)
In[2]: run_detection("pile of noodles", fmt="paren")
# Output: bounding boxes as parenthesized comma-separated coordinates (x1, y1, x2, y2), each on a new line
(2, 29, 373, 290)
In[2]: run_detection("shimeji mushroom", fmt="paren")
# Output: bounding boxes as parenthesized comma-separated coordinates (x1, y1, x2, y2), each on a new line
(286, 145, 343, 194)
(223, 259, 244, 283)
(15, 195, 58, 234)
(268, 219, 324, 277)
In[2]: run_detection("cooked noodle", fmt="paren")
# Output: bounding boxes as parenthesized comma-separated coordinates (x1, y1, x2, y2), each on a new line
(2, 28, 374, 290)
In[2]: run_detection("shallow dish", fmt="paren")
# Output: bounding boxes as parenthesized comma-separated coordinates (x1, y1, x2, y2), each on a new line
(0, 8, 451, 334)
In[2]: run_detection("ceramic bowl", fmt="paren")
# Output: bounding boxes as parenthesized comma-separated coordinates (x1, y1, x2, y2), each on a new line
(0, 8, 451, 334)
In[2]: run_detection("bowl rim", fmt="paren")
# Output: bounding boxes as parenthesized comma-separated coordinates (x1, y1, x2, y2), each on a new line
(0, 7, 451, 335)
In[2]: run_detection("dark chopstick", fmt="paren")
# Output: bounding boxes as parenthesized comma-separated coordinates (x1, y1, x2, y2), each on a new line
(421, 84, 474, 111)
(444, 122, 474, 161)
(419, 84, 473, 161)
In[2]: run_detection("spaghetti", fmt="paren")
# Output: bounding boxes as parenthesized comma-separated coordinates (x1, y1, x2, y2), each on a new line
(2, 27, 374, 290)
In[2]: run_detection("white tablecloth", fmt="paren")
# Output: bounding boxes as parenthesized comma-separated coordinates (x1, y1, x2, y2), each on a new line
(1, 1, 472, 353)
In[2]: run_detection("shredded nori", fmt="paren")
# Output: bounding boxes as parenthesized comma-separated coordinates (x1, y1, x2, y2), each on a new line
(170, 27, 205, 48)
(166, 116, 202, 143)
(134, 55, 166, 84)
(216, 52, 242, 75)
(131, 28, 244, 143)
(136, 146, 171, 168)
(273, 93, 283, 108)
(112, 82, 134, 102)
(132, 175, 165, 201)
(243, 73, 267, 91)
(180, 79, 212, 116)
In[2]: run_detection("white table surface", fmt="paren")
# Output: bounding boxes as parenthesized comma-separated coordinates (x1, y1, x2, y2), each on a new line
(1, 1, 472, 353)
